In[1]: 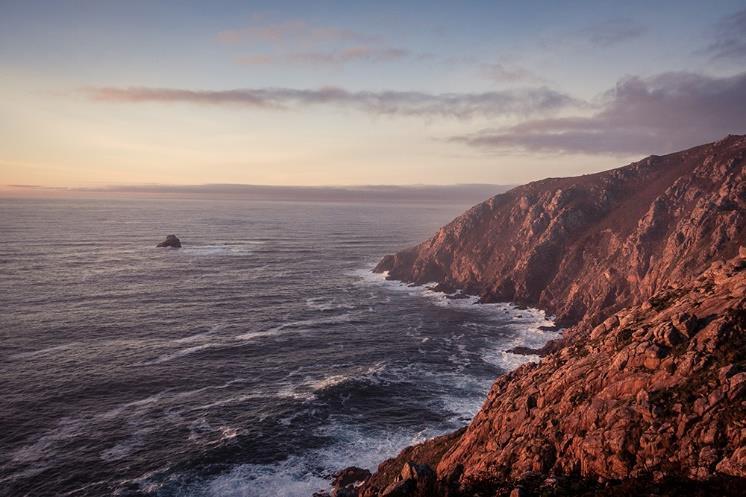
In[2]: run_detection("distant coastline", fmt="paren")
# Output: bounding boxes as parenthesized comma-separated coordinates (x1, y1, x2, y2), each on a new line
(0, 183, 513, 204)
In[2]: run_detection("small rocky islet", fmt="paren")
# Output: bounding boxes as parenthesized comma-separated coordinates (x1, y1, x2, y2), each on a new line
(156, 234, 181, 248)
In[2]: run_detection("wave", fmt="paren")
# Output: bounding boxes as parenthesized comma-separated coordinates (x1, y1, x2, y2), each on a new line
(178, 242, 264, 256)
(142, 311, 362, 365)
(234, 311, 360, 341)
(351, 265, 549, 320)
(140, 343, 219, 365)
(9, 342, 79, 360)
(173, 324, 225, 343)
(352, 262, 559, 364)
(186, 422, 444, 497)
(278, 362, 389, 402)
(305, 296, 356, 312)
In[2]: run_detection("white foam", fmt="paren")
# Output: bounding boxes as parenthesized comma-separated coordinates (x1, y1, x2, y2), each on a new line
(350, 265, 547, 322)
(353, 263, 560, 363)
(198, 422, 443, 497)
(234, 312, 359, 341)
(141, 343, 219, 365)
(277, 362, 388, 402)
(146, 312, 360, 365)
(206, 456, 330, 497)
(305, 296, 356, 312)
(481, 349, 540, 370)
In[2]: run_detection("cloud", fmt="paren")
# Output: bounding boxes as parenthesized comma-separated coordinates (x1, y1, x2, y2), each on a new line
(480, 62, 543, 83)
(705, 8, 746, 60)
(451, 71, 746, 155)
(237, 46, 410, 65)
(580, 17, 647, 47)
(217, 20, 376, 46)
(84, 85, 580, 119)
(218, 19, 413, 66)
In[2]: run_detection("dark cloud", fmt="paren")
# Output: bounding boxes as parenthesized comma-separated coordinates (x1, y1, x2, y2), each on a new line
(706, 8, 746, 60)
(85, 86, 580, 119)
(581, 17, 647, 47)
(452, 71, 746, 155)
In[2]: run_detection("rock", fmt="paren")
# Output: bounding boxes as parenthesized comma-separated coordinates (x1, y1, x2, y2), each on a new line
(434, 255, 746, 490)
(672, 313, 699, 337)
(399, 462, 435, 496)
(331, 466, 371, 497)
(156, 234, 181, 248)
(333, 467, 371, 489)
(379, 479, 415, 497)
(358, 135, 746, 496)
(510, 486, 527, 497)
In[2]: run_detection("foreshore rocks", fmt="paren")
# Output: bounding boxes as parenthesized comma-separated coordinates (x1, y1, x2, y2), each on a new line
(338, 136, 746, 497)
(156, 234, 181, 248)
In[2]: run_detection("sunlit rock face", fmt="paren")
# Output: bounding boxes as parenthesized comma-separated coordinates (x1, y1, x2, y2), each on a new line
(436, 253, 746, 490)
(376, 135, 746, 331)
(358, 135, 746, 497)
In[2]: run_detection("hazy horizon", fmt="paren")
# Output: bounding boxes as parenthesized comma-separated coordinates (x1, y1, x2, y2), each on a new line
(0, 182, 514, 204)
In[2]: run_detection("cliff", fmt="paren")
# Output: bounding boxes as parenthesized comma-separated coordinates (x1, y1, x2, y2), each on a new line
(434, 252, 746, 495)
(330, 136, 746, 497)
(376, 135, 746, 331)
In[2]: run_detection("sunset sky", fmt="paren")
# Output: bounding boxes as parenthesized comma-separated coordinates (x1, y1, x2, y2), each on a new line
(2, 1, 745, 188)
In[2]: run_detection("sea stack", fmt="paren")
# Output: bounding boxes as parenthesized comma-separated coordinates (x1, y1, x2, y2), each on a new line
(156, 234, 181, 248)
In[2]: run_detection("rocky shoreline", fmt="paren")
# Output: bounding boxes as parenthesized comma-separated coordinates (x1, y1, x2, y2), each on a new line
(321, 135, 746, 496)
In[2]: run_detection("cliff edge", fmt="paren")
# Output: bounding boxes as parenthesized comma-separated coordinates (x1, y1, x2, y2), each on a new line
(337, 136, 745, 497)
(376, 135, 746, 331)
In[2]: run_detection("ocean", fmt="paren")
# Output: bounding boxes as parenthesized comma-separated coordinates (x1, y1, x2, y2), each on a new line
(0, 198, 556, 496)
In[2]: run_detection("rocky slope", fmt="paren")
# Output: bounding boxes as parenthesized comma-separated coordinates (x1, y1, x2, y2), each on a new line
(329, 136, 745, 497)
(376, 135, 746, 330)
(434, 252, 746, 495)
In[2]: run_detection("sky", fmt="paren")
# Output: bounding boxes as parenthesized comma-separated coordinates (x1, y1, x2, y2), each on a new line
(1, 0, 745, 189)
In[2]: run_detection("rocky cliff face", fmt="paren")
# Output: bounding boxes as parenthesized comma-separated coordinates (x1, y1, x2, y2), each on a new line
(376, 135, 746, 330)
(337, 136, 746, 497)
(435, 253, 746, 495)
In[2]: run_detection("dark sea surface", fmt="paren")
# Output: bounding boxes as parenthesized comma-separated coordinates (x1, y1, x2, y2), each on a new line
(0, 198, 556, 497)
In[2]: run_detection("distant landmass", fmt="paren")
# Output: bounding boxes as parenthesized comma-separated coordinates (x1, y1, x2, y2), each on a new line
(1, 183, 513, 204)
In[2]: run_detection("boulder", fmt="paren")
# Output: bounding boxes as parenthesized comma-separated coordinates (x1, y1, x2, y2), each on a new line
(331, 467, 371, 497)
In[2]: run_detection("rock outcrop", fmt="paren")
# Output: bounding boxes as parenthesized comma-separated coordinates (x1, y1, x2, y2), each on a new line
(348, 136, 746, 496)
(156, 234, 181, 248)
